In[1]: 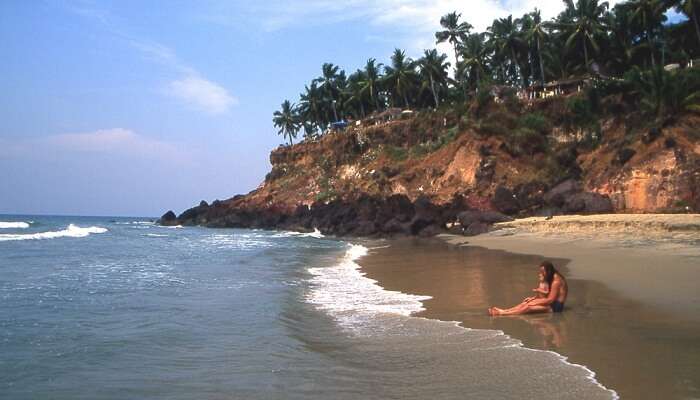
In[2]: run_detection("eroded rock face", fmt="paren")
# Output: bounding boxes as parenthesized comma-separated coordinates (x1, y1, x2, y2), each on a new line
(593, 149, 698, 212)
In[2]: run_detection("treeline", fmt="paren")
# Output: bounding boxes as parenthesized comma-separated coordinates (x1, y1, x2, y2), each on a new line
(273, 0, 700, 145)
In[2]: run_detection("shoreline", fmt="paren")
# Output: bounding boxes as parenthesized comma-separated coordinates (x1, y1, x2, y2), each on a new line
(357, 215, 700, 399)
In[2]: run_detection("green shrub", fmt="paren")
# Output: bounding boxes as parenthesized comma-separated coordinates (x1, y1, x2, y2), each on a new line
(518, 112, 549, 134)
(385, 145, 408, 161)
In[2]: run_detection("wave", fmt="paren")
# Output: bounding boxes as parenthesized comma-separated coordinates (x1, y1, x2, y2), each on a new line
(273, 228, 325, 239)
(0, 224, 108, 241)
(0, 221, 30, 229)
(306, 244, 430, 330)
(114, 221, 155, 225)
(306, 243, 618, 399)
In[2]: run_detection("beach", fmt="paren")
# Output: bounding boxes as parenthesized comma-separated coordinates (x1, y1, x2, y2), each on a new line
(358, 214, 700, 400)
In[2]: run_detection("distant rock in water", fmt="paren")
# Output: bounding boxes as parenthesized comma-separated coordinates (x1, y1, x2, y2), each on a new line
(158, 210, 178, 226)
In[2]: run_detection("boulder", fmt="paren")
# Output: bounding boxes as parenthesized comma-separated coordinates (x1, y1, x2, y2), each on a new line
(544, 179, 581, 207)
(564, 192, 613, 214)
(158, 210, 178, 226)
(492, 186, 520, 215)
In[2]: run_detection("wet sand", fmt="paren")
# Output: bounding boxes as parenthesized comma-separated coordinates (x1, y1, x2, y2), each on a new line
(358, 233, 700, 400)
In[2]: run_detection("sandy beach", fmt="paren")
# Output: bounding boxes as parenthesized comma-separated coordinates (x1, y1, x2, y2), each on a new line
(358, 214, 700, 400)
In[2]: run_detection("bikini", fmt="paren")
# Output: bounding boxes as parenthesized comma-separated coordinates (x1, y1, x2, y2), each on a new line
(550, 300, 565, 313)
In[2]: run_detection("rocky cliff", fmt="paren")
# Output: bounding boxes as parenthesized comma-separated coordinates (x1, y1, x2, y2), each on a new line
(160, 102, 700, 237)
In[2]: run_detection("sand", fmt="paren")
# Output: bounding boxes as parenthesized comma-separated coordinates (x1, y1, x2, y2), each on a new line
(358, 214, 700, 399)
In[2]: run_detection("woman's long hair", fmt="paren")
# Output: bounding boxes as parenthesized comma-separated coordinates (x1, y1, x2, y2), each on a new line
(540, 261, 558, 286)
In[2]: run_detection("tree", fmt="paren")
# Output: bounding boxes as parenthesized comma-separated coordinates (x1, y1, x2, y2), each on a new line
(525, 9, 549, 85)
(360, 58, 383, 112)
(273, 100, 300, 145)
(560, 0, 610, 73)
(383, 49, 418, 108)
(459, 33, 489, 92)
(345, 70, 367, 118)
(669, 0, 700, 49)
(435, 12, 473, 66)
(628, 0, 667, 67)
(314, 63, 343, 121)
(417, 49, 450, 108)
(488, 15, 527, 87)
(298, 82, 324, 132)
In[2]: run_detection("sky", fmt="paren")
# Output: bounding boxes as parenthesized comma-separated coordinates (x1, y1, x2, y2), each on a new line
(0, 0, 635, 217)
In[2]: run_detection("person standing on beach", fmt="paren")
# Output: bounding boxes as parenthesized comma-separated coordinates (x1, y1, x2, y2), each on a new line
(489, 261, 568, 316)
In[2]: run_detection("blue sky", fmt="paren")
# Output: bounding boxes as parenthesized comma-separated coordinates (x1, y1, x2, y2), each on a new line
(0, 0, 637, 217)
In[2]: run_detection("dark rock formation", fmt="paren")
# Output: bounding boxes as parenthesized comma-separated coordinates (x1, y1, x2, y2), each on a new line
(158, 210, 178, 226)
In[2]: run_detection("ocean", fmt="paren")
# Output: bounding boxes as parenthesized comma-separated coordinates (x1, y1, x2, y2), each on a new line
(0, 215, 616, 399)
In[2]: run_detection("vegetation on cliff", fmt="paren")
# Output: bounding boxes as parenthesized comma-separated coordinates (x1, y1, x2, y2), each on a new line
(273, 0, 700, 142)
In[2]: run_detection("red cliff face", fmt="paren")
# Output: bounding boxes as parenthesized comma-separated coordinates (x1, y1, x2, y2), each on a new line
(162, 110, 699, 235)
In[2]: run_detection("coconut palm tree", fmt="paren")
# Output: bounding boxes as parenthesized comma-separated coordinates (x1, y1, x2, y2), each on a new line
(559, 0, 610, 73)
(360, 58, 383, 112)
(273, 100, 300, 145)
(459, 33, 489, 92)
(435, 12, 473, 65)
(298, 82, 324, 132)
(488, 15, 527, 87)
(314, 63, 343, 121)
(383, 49, 418, 108)
(628, 0, 667, 67)
(525, 9, 550, 85)
(417, 49, 450, 108)
(669, 0, 700, 48)
(345, 70, 368, 118)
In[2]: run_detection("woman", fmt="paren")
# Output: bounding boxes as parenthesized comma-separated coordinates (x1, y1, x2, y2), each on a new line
(488, 261, 568, 316)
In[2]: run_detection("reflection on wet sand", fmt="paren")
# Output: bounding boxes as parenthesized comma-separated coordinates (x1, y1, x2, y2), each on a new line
(359, 238, 700, 400)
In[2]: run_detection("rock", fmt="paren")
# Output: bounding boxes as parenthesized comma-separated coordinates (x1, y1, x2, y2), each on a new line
(564, 192, 613, 214)
(492, 186, 520, 215)
(158, 210, 178, 226)
(199, 200, 209, 208)
(544, 179, 581, 207)
(463, 221, 491, 236)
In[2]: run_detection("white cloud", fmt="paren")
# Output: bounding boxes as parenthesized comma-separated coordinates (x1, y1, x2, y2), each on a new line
(166, 75, 238, 115)
(234, 0, 625, 53)
(64, 2, 237, 115)
(48, 128, 186, 160)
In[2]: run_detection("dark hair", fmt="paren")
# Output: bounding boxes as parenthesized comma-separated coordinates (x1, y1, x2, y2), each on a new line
(540, 261, 558, 286)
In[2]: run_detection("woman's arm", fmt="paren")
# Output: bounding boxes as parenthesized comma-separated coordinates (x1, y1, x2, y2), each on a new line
(527, 279, 560, 306)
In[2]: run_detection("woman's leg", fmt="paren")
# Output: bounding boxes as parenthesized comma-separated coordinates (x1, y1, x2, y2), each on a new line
(490, 304, 551, 316)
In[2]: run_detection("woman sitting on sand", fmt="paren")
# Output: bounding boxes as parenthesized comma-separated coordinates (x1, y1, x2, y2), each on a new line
(489, 261, 568, 316)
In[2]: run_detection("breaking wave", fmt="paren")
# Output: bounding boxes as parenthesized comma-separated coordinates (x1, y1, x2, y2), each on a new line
(0, 221, 30, 229)
(0, 224, 107, 241)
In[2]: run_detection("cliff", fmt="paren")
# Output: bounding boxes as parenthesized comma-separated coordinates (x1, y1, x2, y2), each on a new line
(160, 97, 700, 237)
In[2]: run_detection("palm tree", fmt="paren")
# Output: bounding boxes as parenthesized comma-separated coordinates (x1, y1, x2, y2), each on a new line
(628, 0, 667, 67)
(559, 0, 609, 73)
(360, 58, 383, 112)
(459, 33, 489, 92)
(314, 63, 342, 121)
(526, 9, 549, 85)
(669, 0, 700, 48)
(298, 82, 324, 132)
(488, 15, 527, 87)
(273, 100, 299, 145)
(436, 12, 473, 65)
(383, 49, 418, 108)
(417, 49, 450, 108)
(345, 70, 367, 118)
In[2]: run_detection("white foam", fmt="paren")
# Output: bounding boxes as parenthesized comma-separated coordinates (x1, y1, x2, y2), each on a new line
(306, 244, 431, 330)
(0, 224, 108, 241)
(0, 221, 30, 229)
(273, 228, 325, 238)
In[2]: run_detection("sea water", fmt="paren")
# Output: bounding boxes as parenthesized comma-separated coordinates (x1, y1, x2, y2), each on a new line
(0, 215, 616, 399)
